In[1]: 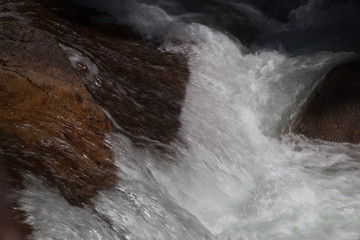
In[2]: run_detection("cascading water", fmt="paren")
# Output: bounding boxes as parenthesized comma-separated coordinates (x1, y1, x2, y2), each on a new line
(5, 0, 360, 239)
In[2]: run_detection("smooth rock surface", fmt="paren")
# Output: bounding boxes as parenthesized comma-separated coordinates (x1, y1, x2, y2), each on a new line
(0, 21, 116, 206)
(291, 60, 360, 143)
(16, 0, 190, 146)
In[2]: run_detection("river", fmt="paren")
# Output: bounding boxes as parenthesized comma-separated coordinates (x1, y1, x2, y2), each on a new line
(3, 0, 360, 239)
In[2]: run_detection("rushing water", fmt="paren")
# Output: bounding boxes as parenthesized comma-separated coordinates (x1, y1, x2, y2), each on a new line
(4, 0, 360, 239)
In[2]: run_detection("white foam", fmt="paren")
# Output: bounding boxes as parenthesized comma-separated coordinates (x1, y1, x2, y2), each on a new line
(15, 1, 360, 239)
(18, 174, 119, 240)
(143, 22, 360, 238)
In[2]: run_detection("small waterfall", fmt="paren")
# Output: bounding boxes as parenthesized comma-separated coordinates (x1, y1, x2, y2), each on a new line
(4, 0, 360, 239)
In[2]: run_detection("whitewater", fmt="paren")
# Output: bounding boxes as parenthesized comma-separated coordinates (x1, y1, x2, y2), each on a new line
(11, 0, 360, 239)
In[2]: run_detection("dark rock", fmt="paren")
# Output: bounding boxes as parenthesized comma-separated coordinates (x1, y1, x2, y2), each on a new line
(291, 60, 360, 143)
(0, 157, 32, 240)
(84, 42, 189, 145)
(34, 0, 144, 42)
(35, 0, 258, 46)
(10, 0, 190, 146)
(0, 21, 116, 206)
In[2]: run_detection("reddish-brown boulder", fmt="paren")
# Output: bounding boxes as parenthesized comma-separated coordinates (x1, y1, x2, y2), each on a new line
(0, 21, 116, 206)
(24, 0, 190, 145)
(1, 0, 190, 147)
(291, 60, 360, 143)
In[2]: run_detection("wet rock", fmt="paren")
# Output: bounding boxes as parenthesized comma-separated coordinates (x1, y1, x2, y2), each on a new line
(27, 0, 190, 146)
(5, 0, 189, 147)
(291, 60, 360, 143)
(34, 0, 144, 42)
(0, 157, 32, 240)
(86, 43, 189, 146)
(35, 0, 258, 46)
(0, 21, 116, 206)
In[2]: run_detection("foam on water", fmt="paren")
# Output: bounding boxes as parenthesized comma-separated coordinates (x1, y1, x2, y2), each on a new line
(13, 0, 360, 239)
(143, 23, 360, 239)
(17, 174, 120, 239)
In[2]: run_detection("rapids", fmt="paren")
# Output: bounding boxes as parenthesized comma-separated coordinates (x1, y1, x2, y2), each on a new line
(3, 0, 360, 239)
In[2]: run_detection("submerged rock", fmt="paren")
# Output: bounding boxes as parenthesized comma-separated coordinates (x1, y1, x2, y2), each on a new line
(0, 21, 116, 206)
(291, 60, 360, 143)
